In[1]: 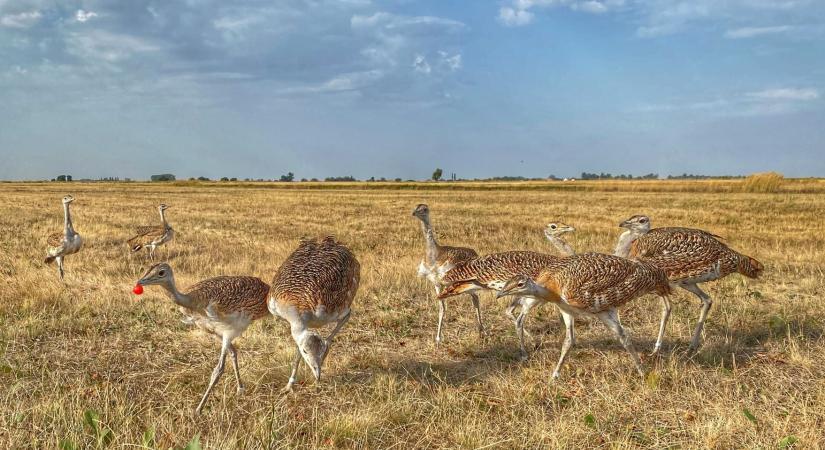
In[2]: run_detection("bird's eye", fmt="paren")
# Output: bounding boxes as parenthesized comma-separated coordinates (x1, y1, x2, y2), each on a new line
(640, 218, 648, 223)
(550, 224, 557, 229)
(158, 270, 166, 277)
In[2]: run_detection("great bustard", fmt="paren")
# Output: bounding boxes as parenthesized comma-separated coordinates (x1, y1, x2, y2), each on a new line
(127, 203, 174, 260)
(134, 263, 270, 415)
(439, 251, 566, 359)
(44, 195, 83, 281)
(268, 236, 360, 392)
(615, 215, 764, 352)
(497, 252, 672, 378)
(412, 204, 480, 345)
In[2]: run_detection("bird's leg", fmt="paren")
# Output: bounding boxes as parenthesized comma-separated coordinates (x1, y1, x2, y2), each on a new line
(435, 285, 446, 347)
(227, 342, 243, 393)
(504, 297, 520, 323)
(682, 284, 712, 353)
(195, 337, 229, 415)
(516, 298, 538, 361)
(651, 296, 672, 356)
(281, 346, 302, 394)
(552, 311, 576, 379)
(323, 310, 351, 361)
(598, 309, 644, 378)
(470, 293, 484, 339)
(56, 256, 64, 281)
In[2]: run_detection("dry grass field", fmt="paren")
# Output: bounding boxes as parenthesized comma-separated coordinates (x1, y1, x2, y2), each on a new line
(1, 181, 823, 449)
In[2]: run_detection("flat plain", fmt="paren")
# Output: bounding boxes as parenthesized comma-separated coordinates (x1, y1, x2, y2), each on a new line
(1, 180, 823, 449)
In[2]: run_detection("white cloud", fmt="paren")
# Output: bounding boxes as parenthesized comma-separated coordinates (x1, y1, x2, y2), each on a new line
(439, 51, 462, 71)
(0, 10, 42, 28)
(747, 88, 820, 101)
(498, 7, 534, 26)
(572, 1, 609, 14)
(66, 31, 160, 63)
(413, 55, 431, 74)
(634, 87, 821, 117)
(497, 0, 820, 39)
(724, 26, 793, 39)
(75, 9, 98, 23)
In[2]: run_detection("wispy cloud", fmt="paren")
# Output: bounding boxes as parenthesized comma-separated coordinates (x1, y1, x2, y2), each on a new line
(498, 7, 534, 27)
(0, 10, 42, 28)
(725, 25, 793, 39)
(635, 87, 821, 117)
(747, 88, 820, 101)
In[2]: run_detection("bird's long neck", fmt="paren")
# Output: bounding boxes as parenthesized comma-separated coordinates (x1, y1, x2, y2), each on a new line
(547, 234, 575, 256)
(159, 208, 168, 227)
(419, 215, 439, 264)
(614, 230, 641, 257)
(159, 276, 197, 310)
(63, 202, 75, 236)
(526, 283, 555, 302)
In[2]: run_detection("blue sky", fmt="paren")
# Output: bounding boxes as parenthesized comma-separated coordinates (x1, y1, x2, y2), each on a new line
(1, 0, 823, 180)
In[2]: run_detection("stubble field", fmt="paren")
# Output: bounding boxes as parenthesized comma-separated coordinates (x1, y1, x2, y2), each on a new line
(0, 181, 823, 449)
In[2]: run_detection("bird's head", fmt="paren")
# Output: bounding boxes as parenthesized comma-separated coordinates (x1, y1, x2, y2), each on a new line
(496, 274, 539, 299)
(412, 203, 429, 220)
(62, 195, 75, 204)
(297, 331, 327, 381)
(137, 262, 174, 287)
(619, 215, 651, 233)
(158, 203, 170, 211)
(544, 221, 575, 237)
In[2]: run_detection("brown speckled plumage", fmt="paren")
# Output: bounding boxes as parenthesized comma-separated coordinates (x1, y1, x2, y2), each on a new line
(183, 276, 271, 321)
(270, 236, 360, 315)
(535, 252, 671, 313)
(630, 227, 763, 282)
(441, 251, 563, 293)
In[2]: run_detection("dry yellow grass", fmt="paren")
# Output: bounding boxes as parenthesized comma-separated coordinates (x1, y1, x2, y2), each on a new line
(1, 182, 823, 449)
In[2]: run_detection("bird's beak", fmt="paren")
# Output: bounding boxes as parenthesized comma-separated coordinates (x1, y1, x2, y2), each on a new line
(619, 220, 630, 228)
(496, 289, 510, 299)
(312, 366, 322, 382)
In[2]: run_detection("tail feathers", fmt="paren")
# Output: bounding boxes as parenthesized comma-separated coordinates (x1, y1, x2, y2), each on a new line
(44, 255, 56, 264)
(738, 255, 764, 279)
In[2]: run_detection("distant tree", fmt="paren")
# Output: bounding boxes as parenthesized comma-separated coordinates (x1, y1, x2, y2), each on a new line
(230, 177, 238, 181)
(432, 168, 443, 181)
(368, 176, 375, 182)
(220, 177, 229, 182)
(300, 178, 308, 182)
(311, 178, 319, 182)
(325, 176, 357, 182)
(150, 174, 176, 182)
(394, 178, 402, 182)
(197, 176, 210, 181)
(280, 172, 295, 182)
(189, 177, 196, 181)
(56, 175, 67, 182)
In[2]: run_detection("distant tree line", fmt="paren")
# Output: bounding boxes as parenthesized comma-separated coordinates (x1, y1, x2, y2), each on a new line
(666, 173, 745, 180)
(151, 174, 176, 182)
(580, 172, 659, 180)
